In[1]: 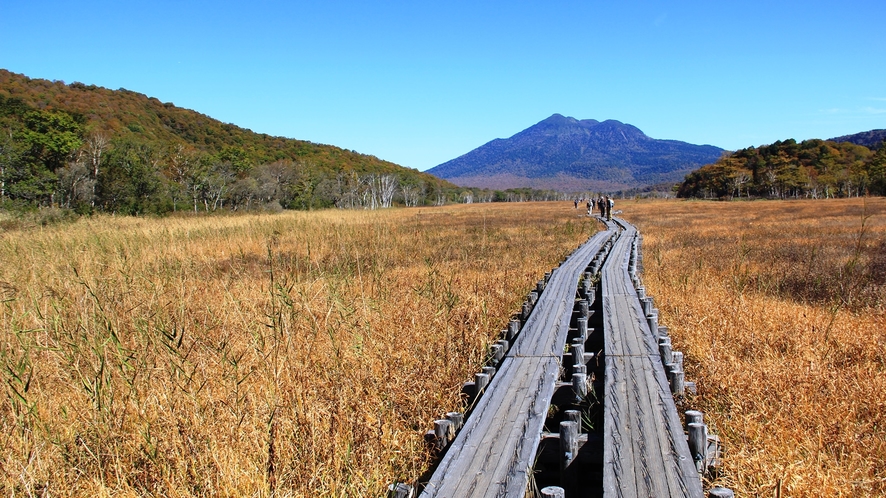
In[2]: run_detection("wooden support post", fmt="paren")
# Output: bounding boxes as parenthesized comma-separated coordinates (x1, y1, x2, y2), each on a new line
(569, 340, 585, 365)
(536, 279, 545, 294)
(572, 342, 585, 367)
(688, 422, 708, 473)
(540, 486, 565, 498)
(529, 291, 539, 307)
(522, 302, 532, 321)
(564, 409, 581, 431)
(646, 310, 658, 336)
(577, 317, 588, 343)
(669, 368, 685, 397)
(474, 372, 490, 397)
(560, 420, 579, 491)
(387, 482, 414, 498)
(642, 297, 653, 316)
(673, 351, 684, 372)
(579, 299, 589, 318)
(434, 419, 453, 450)
(684, 410, 703, 428)
(496, 339, 509, 356)
(446, 412, 464, 431)
(573, 372, 588, 401)
(708, 486, 735, 498)
(657, 325, 669, 339)
(488, 344, 502, 365)
(636, 285, 645, 299)
(508, 319, 520, 340)
(482, 366, 496, 379)
(659, 338, 673, 365)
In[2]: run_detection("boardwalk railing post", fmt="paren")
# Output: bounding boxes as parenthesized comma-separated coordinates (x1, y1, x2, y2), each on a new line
(508, 319, 520, 341)
(687, 422, 708, 473)
(579, 299, 589, 318)
(559, 420, 578, 492)
(573, 372, 588, 401)
(488, 344, 503, 366)
(446, 412, 464, 431)
(572, 341, 585, 368)
(673, 351, 684, 373)
(433, 419, 453, 451)
(496, 339, 509, 356)
(669, 368, 685, 397)
(646, 310, 658, 336)
(685, 410, 703, 427)
(564, 409, 581, 431)
(474, 372, 489, 399)
(387, 482, 414, 498)
(577, 317, 588, 343)
(540, 486, 565, 498)
(708, 486, 735, 498)
(659, 337, 673, 365)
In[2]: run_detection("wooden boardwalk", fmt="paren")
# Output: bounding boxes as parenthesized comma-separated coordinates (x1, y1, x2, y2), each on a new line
(600, 218, 702, 497)
(416, 218, 704, 497)
(420, 228, 615, 497)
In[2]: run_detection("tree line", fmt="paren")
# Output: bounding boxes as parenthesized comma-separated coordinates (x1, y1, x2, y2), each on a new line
(677, 138, 886, 199)
(0, 94, 576, 214)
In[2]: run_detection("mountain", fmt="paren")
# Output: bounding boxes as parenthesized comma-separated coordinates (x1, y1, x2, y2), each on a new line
(427, 114, 725, 191)
(828, 129, 886, 150)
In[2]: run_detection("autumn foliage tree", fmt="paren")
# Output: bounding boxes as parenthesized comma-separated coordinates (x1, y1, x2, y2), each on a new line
(677, 139, 884, 199)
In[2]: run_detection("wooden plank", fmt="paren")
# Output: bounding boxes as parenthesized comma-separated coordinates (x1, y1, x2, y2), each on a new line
(420, 229, 614, 497)
(601, 219, 703, 498)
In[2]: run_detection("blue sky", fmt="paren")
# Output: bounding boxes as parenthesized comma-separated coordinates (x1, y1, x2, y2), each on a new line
(2, 1, 884, 171)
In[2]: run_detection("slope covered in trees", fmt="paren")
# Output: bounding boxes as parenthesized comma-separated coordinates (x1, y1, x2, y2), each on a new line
(0, 69, 455, 213)
(677, 138, 886, 199)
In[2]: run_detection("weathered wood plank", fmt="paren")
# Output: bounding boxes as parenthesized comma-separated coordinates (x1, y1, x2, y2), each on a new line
(601, 219, 702, 498)
(420, 229, 614, 497)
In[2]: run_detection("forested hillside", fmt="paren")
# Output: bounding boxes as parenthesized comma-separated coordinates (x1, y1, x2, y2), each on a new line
(0, 69, 455, 213)
(677, 138, 886, 199)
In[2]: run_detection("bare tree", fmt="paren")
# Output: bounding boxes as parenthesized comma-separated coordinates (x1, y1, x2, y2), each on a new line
(58, 159, 93, 208)
(86, 132, 109, 207)
(400, 180, 424, 207)
(378, 174, 397, 208)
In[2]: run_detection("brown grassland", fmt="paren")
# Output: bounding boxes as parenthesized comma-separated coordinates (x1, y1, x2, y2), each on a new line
(629, 197, 886, 497)
(1, 198, 884, 496)
(0, 204, 594, 496)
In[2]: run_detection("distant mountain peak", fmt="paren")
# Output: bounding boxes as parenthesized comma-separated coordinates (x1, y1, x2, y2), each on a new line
(427, 114, 723, 192)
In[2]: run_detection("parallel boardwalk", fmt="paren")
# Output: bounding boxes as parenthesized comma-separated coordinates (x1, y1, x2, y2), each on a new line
(601, 218, 702, 497)
(420, 228, 615, 497)
(417, 218, 705, 497)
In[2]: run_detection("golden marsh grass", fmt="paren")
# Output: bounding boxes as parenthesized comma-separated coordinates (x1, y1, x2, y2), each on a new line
(3, 198, 884, 496)
(0, 203, 595, 496)
(629, 198, 886, 496)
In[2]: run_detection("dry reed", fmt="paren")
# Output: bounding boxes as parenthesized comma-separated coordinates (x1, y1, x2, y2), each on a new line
(0, 203, 594, 496)
(628, 197, 886, 497)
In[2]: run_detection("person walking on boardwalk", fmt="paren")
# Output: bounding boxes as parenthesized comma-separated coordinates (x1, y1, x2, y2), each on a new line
(606, 196, 614, 220)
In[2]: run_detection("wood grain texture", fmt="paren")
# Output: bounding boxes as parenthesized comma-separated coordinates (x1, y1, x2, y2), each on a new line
(601, 218, 703, 498)
(420, 229, 614, 497)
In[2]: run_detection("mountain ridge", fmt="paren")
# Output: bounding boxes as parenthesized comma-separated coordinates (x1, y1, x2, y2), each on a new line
(427, 114, 724, 191)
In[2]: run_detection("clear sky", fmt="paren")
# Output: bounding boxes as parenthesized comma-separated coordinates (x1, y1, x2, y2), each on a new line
(1, 1, 884, 171)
